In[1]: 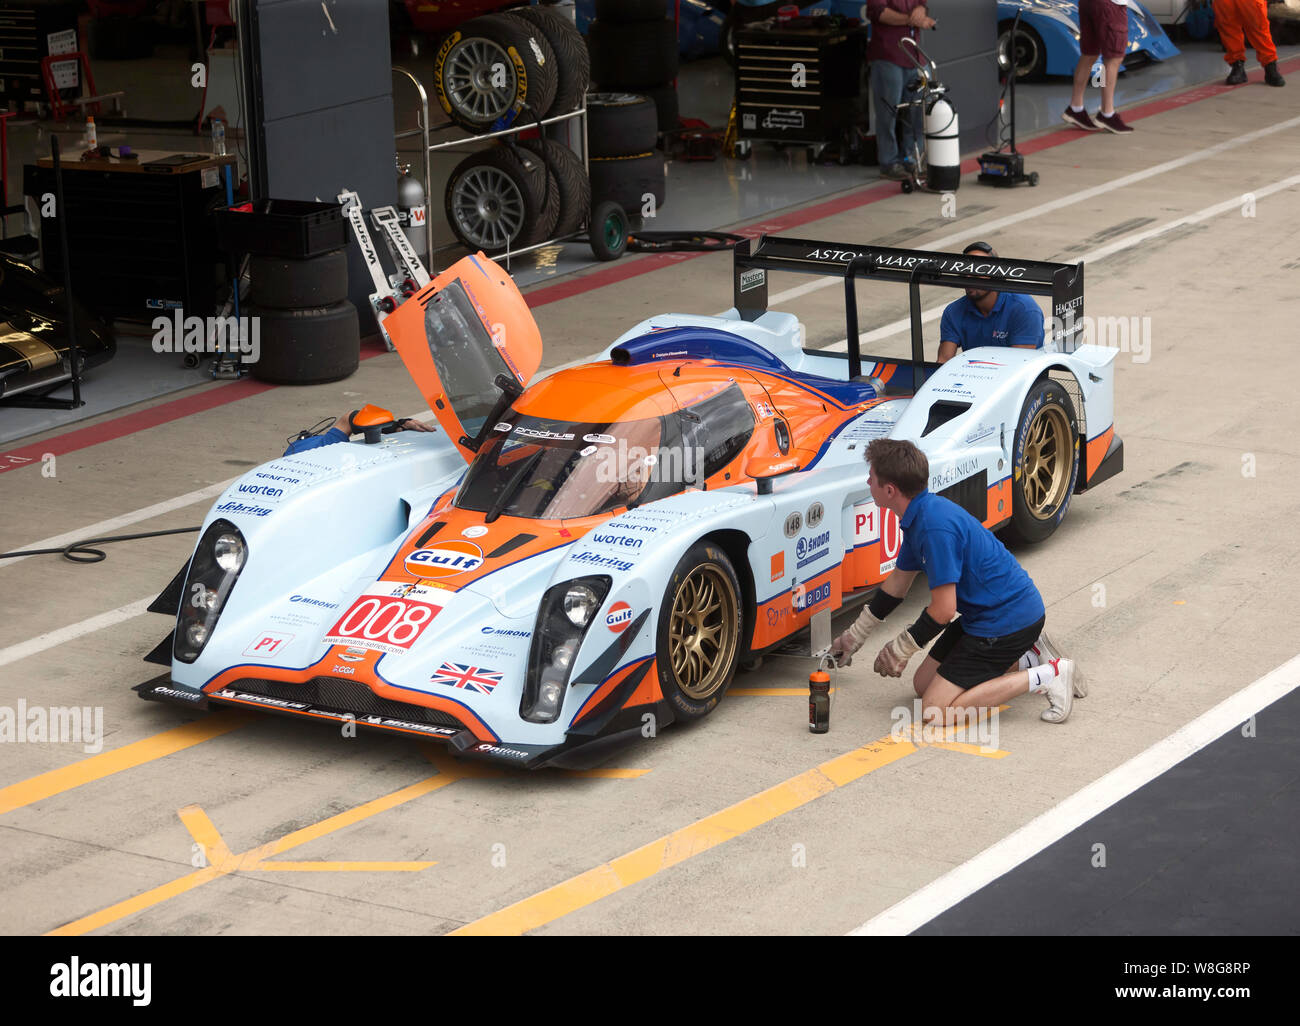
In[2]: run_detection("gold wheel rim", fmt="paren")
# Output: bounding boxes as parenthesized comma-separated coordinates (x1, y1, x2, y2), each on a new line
(1022, 404, 1072, 517)
(668, 564, 739, 701)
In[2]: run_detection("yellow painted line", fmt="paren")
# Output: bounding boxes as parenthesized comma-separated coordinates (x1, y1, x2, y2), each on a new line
(559, 768, 652, 779)
(178, 804, 233, 866)
(258, 773, 459, 861)
(730, 687, 837, 696)
(924, 741, 1008, 759)
(0, 713, 249, 816)
(253, 861, 436, 872)
(47, 866, 226, 936)
(449, 733, 918, 936)
(48, 766, 464, 936)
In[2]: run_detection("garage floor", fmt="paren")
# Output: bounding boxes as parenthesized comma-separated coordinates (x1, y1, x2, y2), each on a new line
(2, 50, 1299, 935)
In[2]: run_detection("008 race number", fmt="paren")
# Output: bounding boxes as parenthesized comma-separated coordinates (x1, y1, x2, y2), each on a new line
(324, 595, 442, 655)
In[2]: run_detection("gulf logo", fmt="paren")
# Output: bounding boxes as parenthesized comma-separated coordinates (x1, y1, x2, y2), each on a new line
(404, 540, 485, 579)
(605, 601, 634, 633)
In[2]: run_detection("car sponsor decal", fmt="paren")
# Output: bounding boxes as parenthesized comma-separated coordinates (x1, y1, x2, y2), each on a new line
(336, 647, 368, 662)
(244, 632, 293, 658)
(793, 581, 831, 612)
(461, 525, 488, 538)
(784, 512, 802, 538)
(212, 688, 462, 738)
(323, 595, 442, 655)
(604, 601, 634, 634)
(795, 530, 831, 570)
(806, 502, 824, 528)
(852, 501, 902, 574)
(739, 268, 766, 293)
(404, 540, 485, 578)
(431, 662, 503, 695)
(770, 551, 785, 583)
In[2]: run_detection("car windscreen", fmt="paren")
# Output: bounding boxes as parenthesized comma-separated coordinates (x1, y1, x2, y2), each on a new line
(423, 279, 516, 440)
(456, 412, 687, 521)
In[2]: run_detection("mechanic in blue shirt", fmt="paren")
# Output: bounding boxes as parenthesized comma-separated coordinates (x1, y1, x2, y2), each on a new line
(937, 241, 1046, 364)
(831, 438, 1082, 724)
(283, 406, 433, 455)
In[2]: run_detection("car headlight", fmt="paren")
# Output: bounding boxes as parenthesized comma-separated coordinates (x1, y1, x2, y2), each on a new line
(521, 575, 611, 724)
(213, 533, 246, 573)
(174, 519, 247, 664)
(563, 583, 601, 627)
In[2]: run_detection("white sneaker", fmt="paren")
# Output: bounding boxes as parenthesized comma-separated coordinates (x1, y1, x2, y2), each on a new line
(1035, 630, 1086, 698)
(1041, 658, 1075, 724)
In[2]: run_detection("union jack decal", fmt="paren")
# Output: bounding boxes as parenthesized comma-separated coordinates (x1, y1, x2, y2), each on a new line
(431, 662, 503, 695)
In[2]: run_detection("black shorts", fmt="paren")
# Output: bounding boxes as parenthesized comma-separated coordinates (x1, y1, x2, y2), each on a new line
(927, 615, 1046, 690)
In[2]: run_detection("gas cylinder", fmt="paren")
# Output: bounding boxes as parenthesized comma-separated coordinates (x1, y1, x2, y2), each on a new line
(924, 96, 960, 192)
(396, 161, 427, 261)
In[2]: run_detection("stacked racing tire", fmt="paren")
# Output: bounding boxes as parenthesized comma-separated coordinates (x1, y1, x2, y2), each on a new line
(588, 0, 680, 134)
(247, 247, 359, 386)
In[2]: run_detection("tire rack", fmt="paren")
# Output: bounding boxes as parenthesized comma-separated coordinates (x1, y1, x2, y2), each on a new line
(392, 66, 591, 270)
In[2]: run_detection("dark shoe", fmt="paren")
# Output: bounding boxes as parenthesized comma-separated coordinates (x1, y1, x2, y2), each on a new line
(1264, 61, 1286, 87)
(1225, 60, 1247, 85)
(879, 163, 909, 181)
(1095, 110, 1134, 135)
(1061, 106, 1099, 131)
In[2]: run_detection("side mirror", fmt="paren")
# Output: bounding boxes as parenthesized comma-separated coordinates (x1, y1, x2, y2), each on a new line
(747, 456, 801, 496)
(350, 403, 397, 444)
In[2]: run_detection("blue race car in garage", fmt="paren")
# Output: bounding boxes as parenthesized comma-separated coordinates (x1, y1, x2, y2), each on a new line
(999, 0, 1180, 80)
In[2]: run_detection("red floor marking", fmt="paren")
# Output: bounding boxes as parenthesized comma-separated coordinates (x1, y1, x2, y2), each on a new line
(4, 54, 1297, 475)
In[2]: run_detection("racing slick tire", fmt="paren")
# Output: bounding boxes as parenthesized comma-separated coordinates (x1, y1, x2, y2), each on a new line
(249, 249, 349, 309)
(1002, 378, 1081, 544)
(586, 93, 659, 157)
(444, 144, 554, 254)
(433, 13, 558, 132)
(656, 541, 743, 721)
(588, 151, 666, 219)
(508, 5, 589, 117)
(594, 0, 669, 22)
(641, 82, 680, 135)
(520, 138, 590, 239)
(248, 301, 360, 385)
(588, 20, 679, 91)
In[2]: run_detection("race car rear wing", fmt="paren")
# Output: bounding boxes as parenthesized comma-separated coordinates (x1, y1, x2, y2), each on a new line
(732, 235, 1084, 392)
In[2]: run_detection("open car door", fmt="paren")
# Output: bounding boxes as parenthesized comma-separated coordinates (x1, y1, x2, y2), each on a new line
(385, 253, 543, 463)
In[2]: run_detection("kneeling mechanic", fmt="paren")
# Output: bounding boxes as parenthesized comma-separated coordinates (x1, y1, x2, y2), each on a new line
(831, 438, 1085, 724)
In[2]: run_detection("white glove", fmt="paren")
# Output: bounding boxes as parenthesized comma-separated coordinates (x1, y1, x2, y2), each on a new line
(874, 628, 922, 677)
(830, 607, 884, 667)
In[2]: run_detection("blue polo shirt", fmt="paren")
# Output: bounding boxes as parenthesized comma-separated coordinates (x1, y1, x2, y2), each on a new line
(939, 291, 1044, 352)
(283, 427, 348, 456)
(896, 489, 1044, 637)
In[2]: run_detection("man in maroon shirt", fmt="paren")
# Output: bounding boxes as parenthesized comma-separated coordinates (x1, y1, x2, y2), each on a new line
(868, 0, 936, 180)
(1062, 0, 1134, 134)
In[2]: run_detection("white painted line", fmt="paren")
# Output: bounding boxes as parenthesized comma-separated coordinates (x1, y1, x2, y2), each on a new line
(734, 112, 1300, 316)
(819, 171, 1300, 353)
(0, 478, 238, 572)
(0, 596, 155, 670)
(849, 652, 1300, 936)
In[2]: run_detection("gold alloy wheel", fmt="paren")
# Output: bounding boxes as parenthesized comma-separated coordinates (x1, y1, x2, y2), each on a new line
(1021, 404, 1072, 517)
(668, 564, 739, 701)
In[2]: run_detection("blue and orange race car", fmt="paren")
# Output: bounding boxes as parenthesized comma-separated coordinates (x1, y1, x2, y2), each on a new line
(137, 236, 1122, 768)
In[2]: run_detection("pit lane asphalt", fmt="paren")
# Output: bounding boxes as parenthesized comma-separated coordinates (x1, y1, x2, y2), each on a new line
(2, 72, 1298, 935)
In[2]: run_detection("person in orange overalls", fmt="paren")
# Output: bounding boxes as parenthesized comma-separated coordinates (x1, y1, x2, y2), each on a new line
(1215, 0, 1285, 86)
